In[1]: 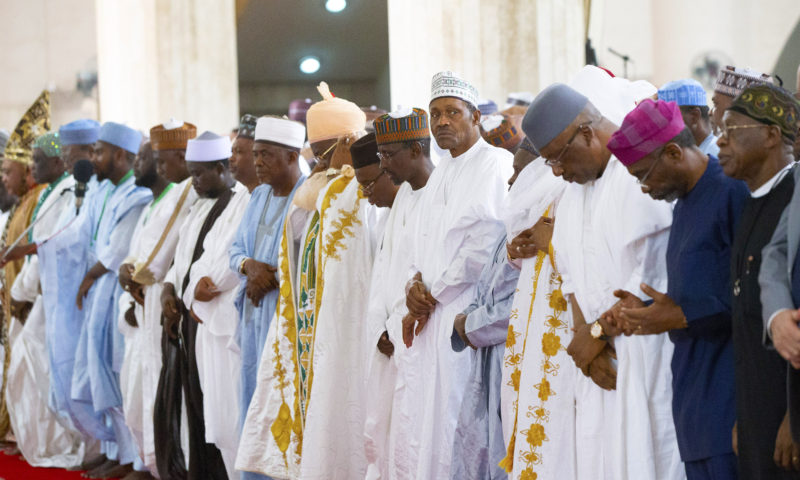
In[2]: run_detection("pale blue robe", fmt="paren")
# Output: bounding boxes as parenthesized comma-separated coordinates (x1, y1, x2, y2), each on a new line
(450, 234, 518, 480)
(71, 173, 151, 462)
(38, 175, 112, 440)
(228, 177, 304, 480)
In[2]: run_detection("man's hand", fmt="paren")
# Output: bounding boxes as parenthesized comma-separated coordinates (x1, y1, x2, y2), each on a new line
(329, 134, 357, 170)
(506, 216, 554, 260)
(774, 410, 800, 471)
(118, 263, 145, 305)
(0, 243, 37, 267)
(402, 313, 431, 348)
(567, 322, 607, 371)
(599, 289, 647, 336)
(244, 259, 278, 307)
(76, 262, 108, 310)
(377, 331, 394, 357)
(588, 346, 617, 390)
(194, 277, 221, 302)
(10, 299, 32, 322)
(771, 309, 800, 368)
(189, 307, 203, 324)
(732, 421, 738, 456)
(405, 272, 435, 319)
(124, 304, 138, 328)
(161, 283, 182, 340)
(618, 283, 687, 336)
(454, 313, 476, 350)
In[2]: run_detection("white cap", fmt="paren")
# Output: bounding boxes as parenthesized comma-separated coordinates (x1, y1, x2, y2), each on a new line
(186, 131, 231, 162)
(255, 116, 306, 149)
(430, 71, 479, 108)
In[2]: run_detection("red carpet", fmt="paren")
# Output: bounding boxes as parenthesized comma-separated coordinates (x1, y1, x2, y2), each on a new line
(0, 451, 121, 479)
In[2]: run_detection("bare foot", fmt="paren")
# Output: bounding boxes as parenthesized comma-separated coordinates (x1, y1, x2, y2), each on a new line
(83, 459, 118, 478)
(70, 454, 108, 471)
(99, 462, 134, 479)
(2, 446, 20, 456)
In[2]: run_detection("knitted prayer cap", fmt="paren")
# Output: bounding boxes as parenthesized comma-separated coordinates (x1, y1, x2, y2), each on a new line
(607, 99, 686, 166)
(59, 119, 100, 146)
(373, 107, 430, 145)
(657, 79, 707, 107)
(430, 71, 479, 108)
(237, 114, 258, 139)
(33, 131, 61, 157)
(714, 66, 773, 98)
(150, 119, 197, 151)
(481, 114, 523, 151)
(728, 84, 800, 143)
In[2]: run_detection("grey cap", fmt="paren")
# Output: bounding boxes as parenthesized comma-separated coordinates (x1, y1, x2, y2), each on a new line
(0, 129, 9, 155)
(522, 83, 588, 152)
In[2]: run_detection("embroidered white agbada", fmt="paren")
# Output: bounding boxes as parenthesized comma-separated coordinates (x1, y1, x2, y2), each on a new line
(183, 182, 249, 480)
(363, 182, 425, 480)
(497, 159, 575, 480)
(116, 178, 196, 466)
(553, 157, 683, 480)
(390, 137, 512, 479)
(6, 175, 92, 467)
(298, 173, 385, 480)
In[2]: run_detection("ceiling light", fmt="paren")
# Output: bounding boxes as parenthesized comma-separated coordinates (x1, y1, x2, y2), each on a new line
(299, 56, 321, 74)
(325, 0, 346, 13)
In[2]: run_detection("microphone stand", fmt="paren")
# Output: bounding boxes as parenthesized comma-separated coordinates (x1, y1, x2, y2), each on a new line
(607, 47, 632, 78)
(1, 188, 73, 261)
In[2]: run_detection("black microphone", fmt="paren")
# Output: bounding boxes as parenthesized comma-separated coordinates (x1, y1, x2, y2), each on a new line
(73, 159, 94, 214)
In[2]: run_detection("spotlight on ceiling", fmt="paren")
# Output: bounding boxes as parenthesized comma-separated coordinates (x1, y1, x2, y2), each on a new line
(325, 0, 346, 13)
(299, 56, 321, 74)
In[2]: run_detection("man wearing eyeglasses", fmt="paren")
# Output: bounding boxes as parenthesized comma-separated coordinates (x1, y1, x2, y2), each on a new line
(727, 83, 800, 479)
(606, 99, 748, 480)
(522, 83, 681, 480)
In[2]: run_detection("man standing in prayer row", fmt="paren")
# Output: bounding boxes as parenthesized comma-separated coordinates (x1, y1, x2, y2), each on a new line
(228, 115, 306, 480)
(117, 118, 197, 479)
(73, 122, 152, 479)
(727, 84, 800, 478)
(235, 82, 367, 479)
(362, 107, 435, 478)
(159, 131, 244, 479)
(0, 92, 49, 448)
(658, 79, 720, 157)
(606, 99, 748, 479)
(711, 66, 772, 135)
(523, 83, 682, 480)
(449, 137, 539, 480)
(5, 130, 91, 468)
(398, 71, 512, 479)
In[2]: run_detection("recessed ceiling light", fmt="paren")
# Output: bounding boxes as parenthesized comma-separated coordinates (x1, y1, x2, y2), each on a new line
(299, 56, 321, 74)
(325, 0, 346, 13)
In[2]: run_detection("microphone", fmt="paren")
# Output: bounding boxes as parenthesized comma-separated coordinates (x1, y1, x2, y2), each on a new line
(73, 159, 94, 214)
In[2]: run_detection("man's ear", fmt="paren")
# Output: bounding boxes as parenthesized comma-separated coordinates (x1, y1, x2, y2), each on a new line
(472, 108, 481, 126)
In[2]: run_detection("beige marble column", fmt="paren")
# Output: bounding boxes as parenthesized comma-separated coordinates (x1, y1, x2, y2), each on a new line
(95, 0, 239, 133)
(387, 0, 585, 110)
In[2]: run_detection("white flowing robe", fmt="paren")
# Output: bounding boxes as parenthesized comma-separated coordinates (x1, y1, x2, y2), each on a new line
(183, 182, 249, 480)
(363, 182, 425, 480)
(391, 138, 512, 479)
(498, 160, 575, 480)
(6, 176, 92, 467)
(298, 174, 385, 480)
(116, 178, 196, 468)
(553, 157, 683, 480)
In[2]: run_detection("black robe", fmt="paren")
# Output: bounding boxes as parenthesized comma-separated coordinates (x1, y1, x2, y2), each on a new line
(155, 189, 232, 480)
(731, 171, 799, 479)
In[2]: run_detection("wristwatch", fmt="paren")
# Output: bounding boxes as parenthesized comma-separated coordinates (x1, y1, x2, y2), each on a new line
(590, 320, 608, 341)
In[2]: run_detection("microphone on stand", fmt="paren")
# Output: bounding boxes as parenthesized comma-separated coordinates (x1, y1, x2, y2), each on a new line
(73, 159, 94, 214)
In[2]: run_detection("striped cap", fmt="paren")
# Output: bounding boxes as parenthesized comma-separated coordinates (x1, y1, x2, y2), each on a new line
(481, 114, 523, 151)
(373, 108, 430, 145)
(607, 99, 686, 166)
(714, 66, 772, 98)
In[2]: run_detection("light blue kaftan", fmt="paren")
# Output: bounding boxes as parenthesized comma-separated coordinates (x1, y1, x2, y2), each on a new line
(228, 177, 304, 480)
(70, 172, 150, 461)
(450, 234, 519, 480)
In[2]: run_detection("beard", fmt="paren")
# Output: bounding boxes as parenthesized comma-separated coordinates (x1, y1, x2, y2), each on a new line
(135, 168, 159, 188)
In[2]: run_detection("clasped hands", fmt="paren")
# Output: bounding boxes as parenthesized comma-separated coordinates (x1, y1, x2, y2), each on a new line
(402, 272, 436, 348)
(506, 216, 553, 261)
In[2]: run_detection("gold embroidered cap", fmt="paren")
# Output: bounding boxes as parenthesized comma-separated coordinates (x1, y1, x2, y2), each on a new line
(4, 91, 50, 165)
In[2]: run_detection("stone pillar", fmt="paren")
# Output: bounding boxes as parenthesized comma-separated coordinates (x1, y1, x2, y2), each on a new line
(95, 0, 239, 133)
(387, 0, 585, 111)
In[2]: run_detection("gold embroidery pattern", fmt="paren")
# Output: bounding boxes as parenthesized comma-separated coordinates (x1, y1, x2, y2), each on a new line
(321, 197, 363, 263)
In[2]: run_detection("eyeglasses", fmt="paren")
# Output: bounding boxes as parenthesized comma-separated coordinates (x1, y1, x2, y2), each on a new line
(637, 153, 662, 185)
(719, 123, 769, 138)
(359, 170, 385, 194)
(376, 148, 403, 162)
(544, 121, 592, 167)
(313, 142, 337, 166)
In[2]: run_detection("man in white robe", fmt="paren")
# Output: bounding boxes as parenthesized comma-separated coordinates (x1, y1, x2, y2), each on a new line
(522, 82, 683, 480)
(159, 131, 244, 480)
(398, 71, 513, 479)
(362, 108, 435, 479)
(5, 132, 90, 467)
(116, 129, 196, 478)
